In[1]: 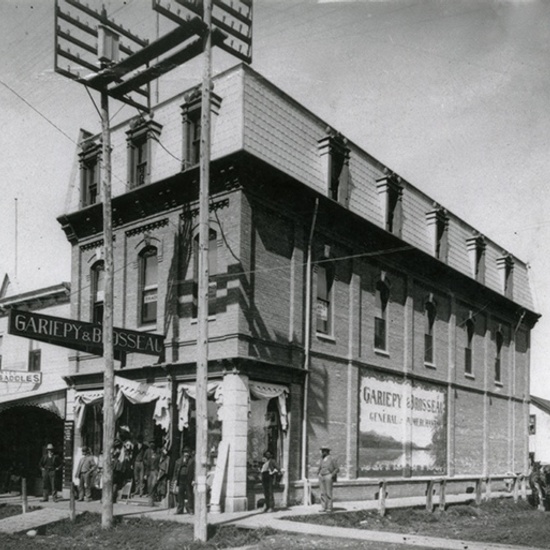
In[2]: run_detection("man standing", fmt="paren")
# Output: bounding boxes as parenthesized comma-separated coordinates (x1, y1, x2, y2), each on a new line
(317, 445, 339, 513)
(75, 447, 96, 501)
(132, 436, 147, 497)
(143, 440, 160, 499)
(172, 448, 194, 514)
(39, 444, 62, 502)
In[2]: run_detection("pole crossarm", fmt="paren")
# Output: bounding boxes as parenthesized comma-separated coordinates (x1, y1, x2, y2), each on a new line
(155, 0, 253, 63)
(86, 17, 207, 89)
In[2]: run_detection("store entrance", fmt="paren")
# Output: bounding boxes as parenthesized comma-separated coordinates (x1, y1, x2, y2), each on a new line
(0, 406, 63, 495)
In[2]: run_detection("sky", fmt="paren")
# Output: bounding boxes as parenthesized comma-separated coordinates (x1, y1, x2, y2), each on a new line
(1, 0, 549, 395)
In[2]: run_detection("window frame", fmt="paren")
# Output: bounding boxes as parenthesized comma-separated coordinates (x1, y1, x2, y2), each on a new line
(465, 318, 475, 376)
(374, 280, 390, 352)
(91, 261, 105, 325)
(495, 330, 504, 383)
(79, 142, 101, 208)
(28, 348, 41, 372)
(315, 261, 335, 336)
(192, 229, 218, 319)
(424, 301, 436, 366)
(139, 246, 159, 326)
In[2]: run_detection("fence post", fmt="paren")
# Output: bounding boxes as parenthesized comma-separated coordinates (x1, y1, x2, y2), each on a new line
(378, 481, 387, 517)
(439, 479, 446, 512)
(426, 479, 435, 512)
(475, 478, 482, 505)
(512, 476, 519, 503)
(520, 475, 527, 500)
(486, 477, 491, 501)
(70, 481, 76, 521)
(21, 478, 27, 514)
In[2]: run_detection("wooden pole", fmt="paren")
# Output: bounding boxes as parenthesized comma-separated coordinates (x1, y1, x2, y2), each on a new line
(100, 87, 116, 530)
(21, 478, 27, 514)
(194, 0, 212, 542)
(70, 480, 76, 521)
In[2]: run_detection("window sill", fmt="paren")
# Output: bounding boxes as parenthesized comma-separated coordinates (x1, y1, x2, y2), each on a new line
(424, 362, 436, 369)
(137, 324, 157, 332)
(374, 348, 389, 357)
(190, 316, 216, 324)
(316, 333, 335, 343)
(464, 373, 475, 380)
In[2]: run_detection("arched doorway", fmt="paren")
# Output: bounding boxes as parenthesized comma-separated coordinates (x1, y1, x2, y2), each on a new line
(0, 406, 64, 495)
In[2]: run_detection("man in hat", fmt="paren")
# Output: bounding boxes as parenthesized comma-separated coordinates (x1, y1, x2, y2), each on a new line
(75, 446, 97, 501)
(317, 445, 339, 512)
(143, 440, 160, 499)
(39, 444, 62, 502)
(172, 447, 194, 514)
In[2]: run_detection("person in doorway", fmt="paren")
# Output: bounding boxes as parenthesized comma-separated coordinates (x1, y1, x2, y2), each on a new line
(75, 447, 96, 502)
(151, 447, 170, 504)
(173, 448, 194, 514)
(317, 445, 339, 513)
(144, 440, 160, 499)
(39, 444, 62, 502)
(111, 439, 125, 503)
(132, 436, 147, 497)
(260, 450, 280, 512)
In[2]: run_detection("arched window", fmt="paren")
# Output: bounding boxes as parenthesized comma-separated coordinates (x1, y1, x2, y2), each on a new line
(465, 318, 475, 376)
(140, 247, 158, 325)
(424, 301, 436, 365)
(374, 281, 390, 351)
(91, 261, 105, 325)
(193, 230, 218, 318)
(316, 261, 335, 335)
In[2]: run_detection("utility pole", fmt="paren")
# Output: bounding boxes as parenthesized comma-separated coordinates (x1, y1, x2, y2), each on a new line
(195, 0, 213, 541)
(100, 84, 115, 529)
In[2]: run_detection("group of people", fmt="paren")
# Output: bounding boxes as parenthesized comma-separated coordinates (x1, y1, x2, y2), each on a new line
(41, 439, 340, 514)
(71, 437, 197, 513)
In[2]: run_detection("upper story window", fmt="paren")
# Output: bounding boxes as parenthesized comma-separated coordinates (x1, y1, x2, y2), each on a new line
(181, 89, 222, 170)
(193, 229, 218, 318)
(139, 247, 158, 325)
(91, 261, 105, 325)
(497, 255, 514, 300)
(28, 341, 41, 372)
(316, 260, 335, 336)
(126, 116, 162, 189)
(318, 130, 350, 207)
(495, 329, 504, 383)
(426, 206, 449, 262)
(374, 279, 390, 351)
(467, 234, 486, 284)
(376, 173, 403, 237)
(79, 140, 101, 207)
(465, 318, 475, 376)
(424, 300, 436, 365)
(529, 414, 537, 435)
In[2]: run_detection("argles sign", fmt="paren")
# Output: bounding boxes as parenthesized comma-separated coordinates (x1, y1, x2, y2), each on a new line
(9, 309, 164, 359)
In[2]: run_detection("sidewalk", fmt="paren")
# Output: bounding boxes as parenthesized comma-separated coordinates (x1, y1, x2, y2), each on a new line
(0, 492, 546, 550)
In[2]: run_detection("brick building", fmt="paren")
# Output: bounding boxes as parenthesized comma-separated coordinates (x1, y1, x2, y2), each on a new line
(0, 280, 71, 495)
(58, 64, 539, 510)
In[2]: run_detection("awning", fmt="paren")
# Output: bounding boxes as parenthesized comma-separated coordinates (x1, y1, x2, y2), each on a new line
(0, 384, 67, 419)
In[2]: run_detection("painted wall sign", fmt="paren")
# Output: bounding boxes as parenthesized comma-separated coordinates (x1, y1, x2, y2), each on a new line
(8, 309, 164, 358)
(0, 370, 42, 384)
(358, 372, 447, 477)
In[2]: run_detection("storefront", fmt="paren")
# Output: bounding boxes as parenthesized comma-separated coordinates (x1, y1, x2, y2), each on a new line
(69, 371, 290, 512)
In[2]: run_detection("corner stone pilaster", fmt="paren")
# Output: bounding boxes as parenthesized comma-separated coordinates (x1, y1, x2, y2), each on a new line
(222, 373, 249, 512)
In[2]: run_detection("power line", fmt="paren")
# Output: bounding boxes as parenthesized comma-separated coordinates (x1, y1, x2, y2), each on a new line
(0, 78, 76, 144)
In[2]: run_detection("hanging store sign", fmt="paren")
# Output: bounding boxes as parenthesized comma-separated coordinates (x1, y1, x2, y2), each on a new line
(8, 309, 164, 358)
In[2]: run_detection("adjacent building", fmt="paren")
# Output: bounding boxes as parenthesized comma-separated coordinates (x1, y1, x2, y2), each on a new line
(0, 280, 71, 494)
(57, 63, 539, 510)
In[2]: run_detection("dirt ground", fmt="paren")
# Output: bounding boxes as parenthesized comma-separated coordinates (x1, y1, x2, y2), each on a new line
(0, 499, 548, 550)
